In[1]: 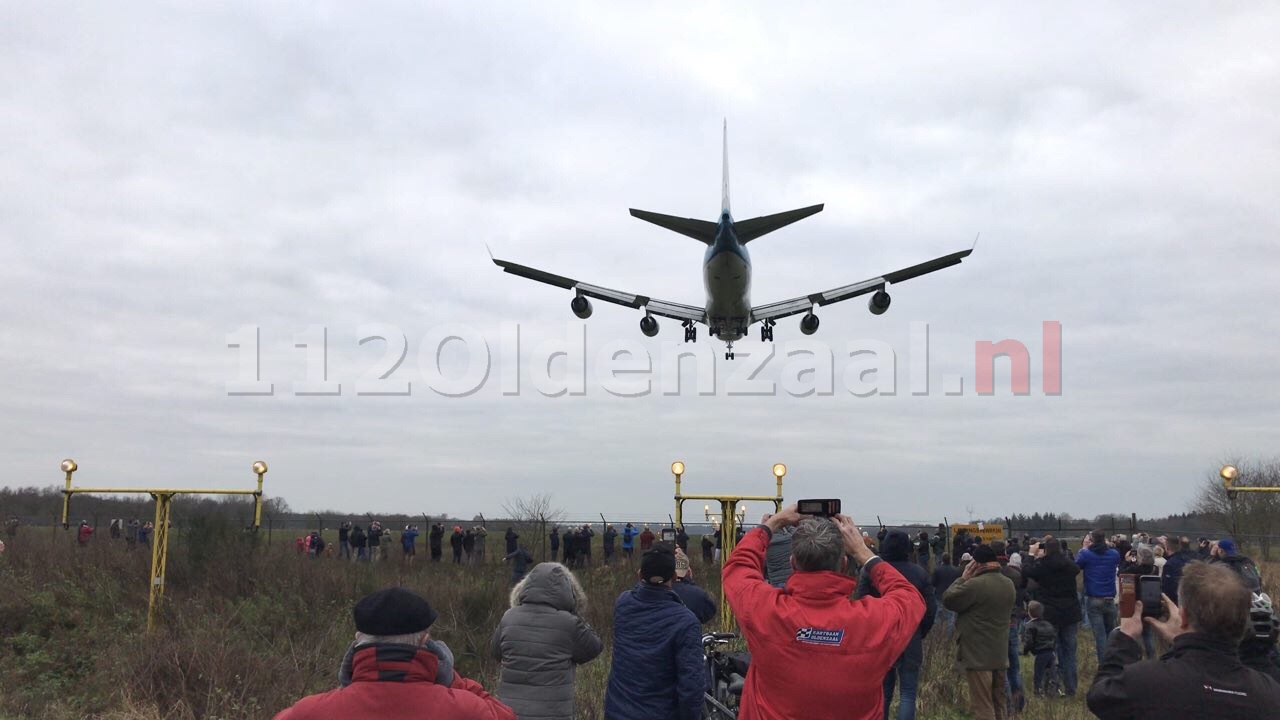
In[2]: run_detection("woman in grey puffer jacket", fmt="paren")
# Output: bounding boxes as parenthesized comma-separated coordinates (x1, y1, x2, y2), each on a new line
(490, 562, 604, 720)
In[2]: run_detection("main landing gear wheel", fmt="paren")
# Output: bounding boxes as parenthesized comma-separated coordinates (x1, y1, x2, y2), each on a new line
(683, 320, 697, 343)
(760, 319, 775, 342)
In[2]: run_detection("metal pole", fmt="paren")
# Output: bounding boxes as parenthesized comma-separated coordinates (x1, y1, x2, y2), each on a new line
(147, 493, 173, 632)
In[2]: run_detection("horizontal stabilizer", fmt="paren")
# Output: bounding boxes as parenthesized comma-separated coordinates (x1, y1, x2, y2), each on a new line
(735, 204, 824, 243)
(629, 209, 718, 244)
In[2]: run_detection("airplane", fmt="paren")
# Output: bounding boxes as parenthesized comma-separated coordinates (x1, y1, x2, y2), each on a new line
(492, 122, 975, 360)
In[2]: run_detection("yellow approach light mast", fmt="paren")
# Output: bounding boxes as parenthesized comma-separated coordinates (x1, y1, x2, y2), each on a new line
(60, 459, 268, 631)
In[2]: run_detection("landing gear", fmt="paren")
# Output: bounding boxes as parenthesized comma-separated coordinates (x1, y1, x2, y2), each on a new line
(683, 320, 697, 343)
(760, 319, 775, 342)
(725, 342, 735, 361)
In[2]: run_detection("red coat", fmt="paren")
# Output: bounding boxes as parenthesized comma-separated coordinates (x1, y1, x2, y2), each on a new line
(273, 645, 515, 720)
(77, 525, 93, 544)
(723, 527, 924, 720)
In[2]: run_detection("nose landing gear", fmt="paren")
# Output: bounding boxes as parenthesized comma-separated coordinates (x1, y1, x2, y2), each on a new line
(725, 342, 735, 361)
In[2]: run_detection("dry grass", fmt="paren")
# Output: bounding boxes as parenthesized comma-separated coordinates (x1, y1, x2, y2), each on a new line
(1, 527, 1274, 719)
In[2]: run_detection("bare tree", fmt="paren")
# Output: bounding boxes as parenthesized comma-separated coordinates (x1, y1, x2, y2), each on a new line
(501, 494, 566, 561)
(1193, 457, 1280, 560)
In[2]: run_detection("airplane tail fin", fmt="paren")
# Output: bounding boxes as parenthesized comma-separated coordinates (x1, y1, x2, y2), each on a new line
(721, 119, 730, 216)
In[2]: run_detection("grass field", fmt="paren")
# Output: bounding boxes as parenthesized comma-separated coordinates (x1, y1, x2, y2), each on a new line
(0, 524, 1273, 719)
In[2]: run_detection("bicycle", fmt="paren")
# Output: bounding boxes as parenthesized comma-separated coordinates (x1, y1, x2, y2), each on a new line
(702, 632, 749, 719)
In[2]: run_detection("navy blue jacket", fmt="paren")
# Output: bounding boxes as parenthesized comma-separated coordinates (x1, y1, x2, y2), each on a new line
(605, 582, 705, 720)
(858, 553, 936, 665)
(671, 578, 718, 625)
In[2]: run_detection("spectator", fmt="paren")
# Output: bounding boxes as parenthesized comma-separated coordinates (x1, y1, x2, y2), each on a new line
(762, 513, 795, 588)
(930, 524, 947, 568)
(942, 544, 1016, 720)
(603, 525, 617, 564)
(1152, 545, 1166, 575)
(309, 531, 326, 558)
(991, 540, 1027, 711)
(621, 522, 638, 559)
(1019, 535, 1081, 697)
(549, 526, 560, 562)
(490, 563, 603, 720)
(1196, 537, 1211, 559)
(77, 520, 94, 546)
(1210, 538, 1277, 679)
(109, 519, 122, 540)
(639, 526, 655, 551)
(1208, 538, 1262, 591)
(505, 545, 534, 585)
(675, 526, 689, 553)
(914, 531, 932, 569)
(858, 530, 935, 720)
(139, 521, 153, 549)
(273, 587, 514, 720)
(1161, 536, 1194, 603)
(723, 507, 923, 720)
(368, 521, 384, 562)
(1086, 562, 1280, 719)
(125, 519, 140, 550)
(5, 516, 18, 540)
(402, 525, 419, 564)
(1021, 601, 1058, 697)
(505, 527, 519, 555)
(700, 533, 714, 563)
(1120, 546, 1159, 657)
(562, 529, 577, 568)
(429, 523, 444, 562)
(474, 526, 488, 563)
(463, 529, 476, 565)
(670, 548, 717, 624)
(450, 527, 464, 564)
(1076, 529, 1121, 664)
(932, 553, 962, 634)
(604, 544, 704, 720)
(578, 525, 594, 567)
(338, 521, 352, 560)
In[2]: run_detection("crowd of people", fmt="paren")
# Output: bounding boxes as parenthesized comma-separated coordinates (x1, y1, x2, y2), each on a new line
(267, 509, 1280, 720)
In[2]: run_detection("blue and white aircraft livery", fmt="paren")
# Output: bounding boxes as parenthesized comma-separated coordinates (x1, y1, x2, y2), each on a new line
(493, 122, 976, 359)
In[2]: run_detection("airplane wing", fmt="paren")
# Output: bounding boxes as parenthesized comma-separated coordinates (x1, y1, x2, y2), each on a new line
(493, 258, 706, 323)
(751, 247, 974, 323)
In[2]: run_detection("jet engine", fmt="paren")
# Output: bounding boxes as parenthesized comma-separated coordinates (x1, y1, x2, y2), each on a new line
(800, 312, 819, 335)
(868, 290, 891, 315)
(571, 296, 593, 319)
(640, 315, 660, 337)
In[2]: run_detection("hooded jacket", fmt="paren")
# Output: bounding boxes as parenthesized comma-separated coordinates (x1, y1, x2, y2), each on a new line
(764, 526, 795, 587)
(1087, 631, 1280, 719)
(489, 564, 602, 720)
(723, 526, 923, 720)
(274, 643, 514, 720)
(1021, 552, 1082, 628)
(604, 582, 704, 720)
(857, 530, 936, 665)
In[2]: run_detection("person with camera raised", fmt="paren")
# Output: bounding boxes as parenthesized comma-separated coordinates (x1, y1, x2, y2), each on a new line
(722, 504, 924, 720)
(1086, 562, 1280, 719)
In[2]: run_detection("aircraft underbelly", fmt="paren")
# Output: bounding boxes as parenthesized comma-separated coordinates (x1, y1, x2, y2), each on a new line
(704, 252, 751, 341)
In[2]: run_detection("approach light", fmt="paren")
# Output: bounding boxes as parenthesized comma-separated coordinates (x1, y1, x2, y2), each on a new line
(252, 460, 268, 475)
(772, 463, 787, 478)
(671, 461, 685, 477)
(61, 459, 78, 473)
(1220, 464, 1238, 488)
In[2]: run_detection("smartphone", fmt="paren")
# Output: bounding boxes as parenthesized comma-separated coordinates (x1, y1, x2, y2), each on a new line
(1119, 575, 1136, 618)
(796, 499, 841, 517)
(1139, 575, 1163, 618)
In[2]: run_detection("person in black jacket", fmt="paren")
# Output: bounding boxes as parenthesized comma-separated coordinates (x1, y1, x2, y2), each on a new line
(338, 521, 352, 560)
(428, 522, 443, 562)
(349, 524, 368, 561)
(1161, 536, 1195, 603)
(603, 525, 617, 565)
(462, 528, 476, 564)
(670, 548, 717, 624)
(1020, 534, 1081, 697)
(932, 553, 962, 635)
(505, 526, 519, 555)
(549, 526, 560, 562)
(1086, 562, 1280, 719)
(450, 526, 464, 564)
(858, 530, 935, 720)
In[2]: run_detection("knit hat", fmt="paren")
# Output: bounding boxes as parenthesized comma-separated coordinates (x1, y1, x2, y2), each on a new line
(353, 587, 438, 636)
(641, 544, 677, 584)
(960, 552, 973, 563)
(972, 544, 998, 564)
(880, 530, 913, 562)
(674, 547, 691, 578)
(1008, 553, 1023, 568)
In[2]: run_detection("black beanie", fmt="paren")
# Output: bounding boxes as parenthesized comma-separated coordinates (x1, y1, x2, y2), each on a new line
(353, 587, 438, 636)
(971, 544, 998, 564)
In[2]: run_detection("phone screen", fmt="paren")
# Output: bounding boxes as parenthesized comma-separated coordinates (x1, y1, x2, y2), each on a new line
(1139, 576, 1163, 617)
(1119, 575, 1136, 618)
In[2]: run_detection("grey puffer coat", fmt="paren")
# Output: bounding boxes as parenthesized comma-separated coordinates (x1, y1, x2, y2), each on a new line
(489, 563, 604, 720)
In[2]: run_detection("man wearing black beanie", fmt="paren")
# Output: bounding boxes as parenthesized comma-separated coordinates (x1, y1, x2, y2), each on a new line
(273, 587, 514, 720)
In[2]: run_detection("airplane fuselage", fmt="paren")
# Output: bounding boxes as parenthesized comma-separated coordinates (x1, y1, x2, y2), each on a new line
(704, 211, 751, 341)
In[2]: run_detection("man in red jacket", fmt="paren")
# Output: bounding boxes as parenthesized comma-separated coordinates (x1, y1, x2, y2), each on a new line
(723, 506, 924, 720)
(274, 587, 514, 720)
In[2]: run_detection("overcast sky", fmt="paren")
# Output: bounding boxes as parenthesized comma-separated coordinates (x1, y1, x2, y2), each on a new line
(2, 3, 1277, 525)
